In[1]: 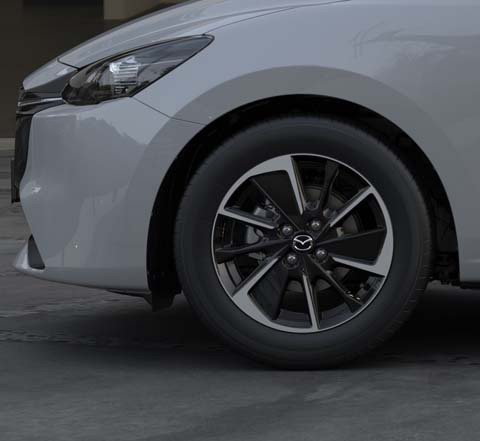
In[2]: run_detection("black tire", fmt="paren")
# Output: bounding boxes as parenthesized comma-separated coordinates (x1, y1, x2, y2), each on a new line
(175, 117, 432, 369)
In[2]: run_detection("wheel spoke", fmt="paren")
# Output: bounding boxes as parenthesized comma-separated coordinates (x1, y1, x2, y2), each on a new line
(251, 178, 301, 229)
(287, 156, 307, 215)
(316, 161, 340, 215)
(322, 269, 363, 312)
(331, 256, 388, 277)
(331, 227, 393, 277)
(328, 187, 374, 229)
(219, 207, 277, 230)
(231, 247, 289, 322)
(318, 228, 387, 262)
(232, 247, 289, 300)
(307, 256, 362, 312)
(250, 156, 306, 217)
(252, 259, 290, 320)
(215, 238, 291, 264)
(302, 272, 321, 331)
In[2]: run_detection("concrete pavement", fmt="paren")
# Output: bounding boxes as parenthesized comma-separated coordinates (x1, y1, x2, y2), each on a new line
(2, 146, 480, 441)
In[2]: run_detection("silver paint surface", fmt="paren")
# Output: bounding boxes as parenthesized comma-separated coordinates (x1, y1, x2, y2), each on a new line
(15, 98, 202, 290)
(23, 59, 76, 91)
(58, 0, 343, 68)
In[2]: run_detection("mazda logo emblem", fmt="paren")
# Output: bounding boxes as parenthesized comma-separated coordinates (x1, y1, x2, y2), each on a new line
(292, 234, 314, 252)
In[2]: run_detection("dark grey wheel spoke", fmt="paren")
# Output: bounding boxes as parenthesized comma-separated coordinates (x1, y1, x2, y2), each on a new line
(331, 253, 391, 277)
(252, 259, 290, 320)
(315, 161, 340, 215)
(324, 271, 363, 312)
(281, 155, 307, 215)
(231, 247, 291, 325)
(302, 272, 321, 331)
(327, 186, 374, 229)
(248, 155, 306, 216)
(232, 247, 289, 300)
(250, 178, 302, 229)
(219, 207, 277, 230)
(318, 228, 387, 262)
(215, 238, 291, 264)
(307, 256, 363, 312)
(330, 226, 393, 277)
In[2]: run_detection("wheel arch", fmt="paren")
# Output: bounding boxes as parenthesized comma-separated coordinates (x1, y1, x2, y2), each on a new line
(147, 95, 459, 297)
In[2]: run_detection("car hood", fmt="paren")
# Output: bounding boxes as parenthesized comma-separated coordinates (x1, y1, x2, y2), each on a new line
(58, 0, 347, 68)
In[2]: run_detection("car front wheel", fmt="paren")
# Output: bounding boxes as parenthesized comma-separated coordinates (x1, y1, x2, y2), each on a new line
(175, 117, 432, 369)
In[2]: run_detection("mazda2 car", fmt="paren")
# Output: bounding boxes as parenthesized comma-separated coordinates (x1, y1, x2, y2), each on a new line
(12, 0, 479, 368)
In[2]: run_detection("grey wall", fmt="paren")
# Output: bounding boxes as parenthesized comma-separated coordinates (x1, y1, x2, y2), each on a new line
(2, 1, 109, 137)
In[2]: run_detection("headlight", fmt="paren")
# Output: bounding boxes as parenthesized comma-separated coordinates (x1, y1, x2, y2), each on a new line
(63, 36, 213, 105)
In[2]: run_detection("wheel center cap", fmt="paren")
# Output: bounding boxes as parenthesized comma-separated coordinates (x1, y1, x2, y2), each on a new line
(292, 234, 314, 253)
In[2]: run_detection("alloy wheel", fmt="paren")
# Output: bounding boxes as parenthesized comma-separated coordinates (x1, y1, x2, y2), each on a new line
(211, 154, 394, 333)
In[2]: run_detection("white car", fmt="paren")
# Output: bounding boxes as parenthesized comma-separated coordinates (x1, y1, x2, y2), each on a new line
(12, 0, 479, 368)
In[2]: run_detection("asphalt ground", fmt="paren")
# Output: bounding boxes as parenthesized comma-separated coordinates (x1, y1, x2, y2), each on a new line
(2, 141, 480, 441)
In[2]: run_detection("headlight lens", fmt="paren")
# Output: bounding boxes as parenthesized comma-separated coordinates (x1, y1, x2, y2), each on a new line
(63, 36, 213, 105)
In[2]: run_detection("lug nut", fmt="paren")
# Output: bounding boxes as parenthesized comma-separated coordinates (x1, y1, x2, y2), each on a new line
(310, 219, 322, 232)
(285, 253, 299, 267)
(281, 224, 294, 236)
(315, 248, 328, 262)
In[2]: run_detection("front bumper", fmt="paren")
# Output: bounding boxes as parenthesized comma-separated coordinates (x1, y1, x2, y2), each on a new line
(14, 97, 203, 291)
